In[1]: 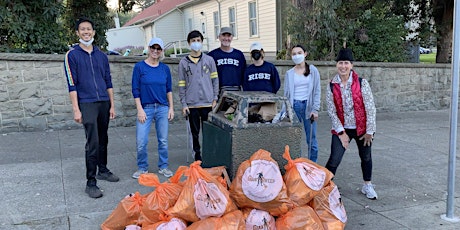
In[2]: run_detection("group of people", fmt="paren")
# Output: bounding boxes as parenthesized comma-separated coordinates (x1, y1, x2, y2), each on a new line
(64, 17, 377, 201)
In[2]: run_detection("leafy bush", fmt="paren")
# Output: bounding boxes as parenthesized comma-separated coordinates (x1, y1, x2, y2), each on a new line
(0, 1, 68, 53)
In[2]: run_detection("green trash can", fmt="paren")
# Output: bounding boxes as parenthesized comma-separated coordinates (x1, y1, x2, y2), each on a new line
(202, 91, 302, 179)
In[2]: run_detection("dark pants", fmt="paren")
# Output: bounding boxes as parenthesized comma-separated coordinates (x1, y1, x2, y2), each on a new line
(79, 101, 111, 186)
(325, 129, 373, 181)
(188, 107, 212, 161)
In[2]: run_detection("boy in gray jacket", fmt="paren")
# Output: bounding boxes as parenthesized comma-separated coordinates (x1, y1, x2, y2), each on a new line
(178, 30, 219, 161)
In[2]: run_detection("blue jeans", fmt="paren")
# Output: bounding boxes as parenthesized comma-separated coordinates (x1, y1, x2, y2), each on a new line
(293, 100, 318, 162)
(136, 103, 169, 171)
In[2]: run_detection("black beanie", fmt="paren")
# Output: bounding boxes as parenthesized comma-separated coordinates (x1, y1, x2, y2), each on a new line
(336, 48, 354, 62)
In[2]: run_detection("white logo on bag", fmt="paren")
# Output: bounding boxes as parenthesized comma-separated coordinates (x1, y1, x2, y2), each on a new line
(246, 209, 276, 230)
(296, 162, 327, 191)
(242, 160, 283, 202)
(196, 193, 222, 210)
(251, 217, 272, 229)
(247, 172, 275, 188)
(193, 178, 228, 219)
(157, 218, 187, 230)
(329, 185, 347, 223)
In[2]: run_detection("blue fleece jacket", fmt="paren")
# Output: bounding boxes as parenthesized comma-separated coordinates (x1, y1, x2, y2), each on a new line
(64, 45, 113, 103)
(132, 61, 172, 107)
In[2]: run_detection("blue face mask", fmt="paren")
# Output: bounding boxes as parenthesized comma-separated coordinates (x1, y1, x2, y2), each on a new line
(190, 42, 202, 51)
(292, 54, 305, 64)
(79, 38, 94, 47)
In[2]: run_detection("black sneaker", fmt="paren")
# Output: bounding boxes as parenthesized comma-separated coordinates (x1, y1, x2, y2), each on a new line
(85, 185, 103, 198)
(96, 171, 119, 182)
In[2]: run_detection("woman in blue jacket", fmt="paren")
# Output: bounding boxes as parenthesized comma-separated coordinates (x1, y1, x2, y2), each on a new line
(131, 37, 174, 179)
(283, 45, 321, 162)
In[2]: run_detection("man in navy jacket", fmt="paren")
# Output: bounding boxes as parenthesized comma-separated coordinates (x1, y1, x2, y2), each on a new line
(64, 17, 118, 199)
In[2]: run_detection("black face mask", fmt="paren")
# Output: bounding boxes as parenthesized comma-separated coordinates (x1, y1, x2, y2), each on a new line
(251, 51, 262, 60)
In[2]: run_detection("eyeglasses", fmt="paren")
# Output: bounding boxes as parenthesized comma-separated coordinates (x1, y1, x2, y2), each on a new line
(149, 46, 162, 51)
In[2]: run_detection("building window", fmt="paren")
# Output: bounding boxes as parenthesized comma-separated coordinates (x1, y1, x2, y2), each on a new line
(213, 11, 220, 39)
(248, 1, 258, 36)
(188, 18, 193, 32)
(229, 7, 237, 37)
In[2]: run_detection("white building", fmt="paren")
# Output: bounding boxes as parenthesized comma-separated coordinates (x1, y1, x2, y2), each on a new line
(106, 0, 282, 57)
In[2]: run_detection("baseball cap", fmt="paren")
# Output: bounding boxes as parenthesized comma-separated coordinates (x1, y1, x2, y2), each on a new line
(219, 27, 233, 36)
(250, 42, 263, 52)
(148, 37, 164, 50)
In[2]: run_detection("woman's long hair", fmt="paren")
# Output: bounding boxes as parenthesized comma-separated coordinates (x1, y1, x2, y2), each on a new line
(292, 44, 310, 76)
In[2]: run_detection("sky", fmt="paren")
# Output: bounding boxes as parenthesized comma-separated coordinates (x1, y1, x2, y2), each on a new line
(107, 0, 118, 9)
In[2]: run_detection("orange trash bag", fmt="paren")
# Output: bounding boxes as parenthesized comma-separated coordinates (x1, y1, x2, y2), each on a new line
(229, 149, 293, 216)
(204, 166, 231, 189)
(186, 210, 245, 230)
(138, 166, 187, 224)
(275, 205, 324, 230)
(100, 192, 145, 230)
(141, 214, 187, 230)
(166, 161, 238, 222)
(242, 208, 276, 230)
(309, 181, 347, 230)
(282, 145, 334, 206)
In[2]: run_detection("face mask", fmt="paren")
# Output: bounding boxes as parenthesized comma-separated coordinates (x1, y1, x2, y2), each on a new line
(251, 51, 262, 60)
(190, 42, 202, 51)
(79, 38, 94, 47)
(292, 54, 305, 65)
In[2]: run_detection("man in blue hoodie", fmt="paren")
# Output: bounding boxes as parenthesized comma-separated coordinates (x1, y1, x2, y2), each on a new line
(64, 17, 119, 199)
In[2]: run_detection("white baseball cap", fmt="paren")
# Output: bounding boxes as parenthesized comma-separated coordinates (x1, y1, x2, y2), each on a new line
(250, 42, 263, 52)
(148, 37, 164, 50)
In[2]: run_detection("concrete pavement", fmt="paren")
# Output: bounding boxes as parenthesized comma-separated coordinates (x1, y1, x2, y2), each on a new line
(0, 110, 460, 229)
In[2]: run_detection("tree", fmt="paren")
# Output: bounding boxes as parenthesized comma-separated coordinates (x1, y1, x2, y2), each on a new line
(0, 0, 68, 53)
(282, 0, 340, 60)
(282, 0, 408, 62)
(118, 0, 156, 12)
(63, 0, 112, 50)
(336, 1, 408, 62)
(393, 0, 454, 63)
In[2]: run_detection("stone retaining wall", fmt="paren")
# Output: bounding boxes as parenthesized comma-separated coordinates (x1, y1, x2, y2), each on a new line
(0, 53, 451, 133)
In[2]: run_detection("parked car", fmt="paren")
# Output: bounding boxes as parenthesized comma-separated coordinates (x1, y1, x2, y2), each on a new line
(420, 47, 431, 54)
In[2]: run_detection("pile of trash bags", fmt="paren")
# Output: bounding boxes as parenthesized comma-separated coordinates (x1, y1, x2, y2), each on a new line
(101, 146, 347, 230)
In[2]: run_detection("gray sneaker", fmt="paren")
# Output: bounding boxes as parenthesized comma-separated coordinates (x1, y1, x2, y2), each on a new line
(158, 168, 173, 177)
(132, 170, 148, 179)
(361, 183, 378, 200)
(85, 185, 103, 198)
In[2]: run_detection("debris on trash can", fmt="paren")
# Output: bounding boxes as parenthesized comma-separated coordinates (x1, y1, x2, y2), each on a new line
(202, 91, 303, 178)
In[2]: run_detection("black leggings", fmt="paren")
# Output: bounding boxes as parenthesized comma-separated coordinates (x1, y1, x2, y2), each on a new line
(325, 129, 373, 181)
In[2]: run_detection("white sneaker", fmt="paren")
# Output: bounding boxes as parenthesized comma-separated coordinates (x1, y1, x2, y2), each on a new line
(158, 168, 173, 177)
(132, 170, 148, 179)
(361, 183, 378, 200)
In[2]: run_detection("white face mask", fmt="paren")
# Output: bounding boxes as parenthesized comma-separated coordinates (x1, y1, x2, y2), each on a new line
(190, 42, 202, 51)
(292, 54, 305, 65)
(79, 38, 94, 47)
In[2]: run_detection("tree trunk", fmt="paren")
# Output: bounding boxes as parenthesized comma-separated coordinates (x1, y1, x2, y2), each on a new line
(433, 0, 454, 63)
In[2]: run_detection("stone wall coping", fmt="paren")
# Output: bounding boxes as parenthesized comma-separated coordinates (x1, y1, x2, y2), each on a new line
(0, 52, 450, 69)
